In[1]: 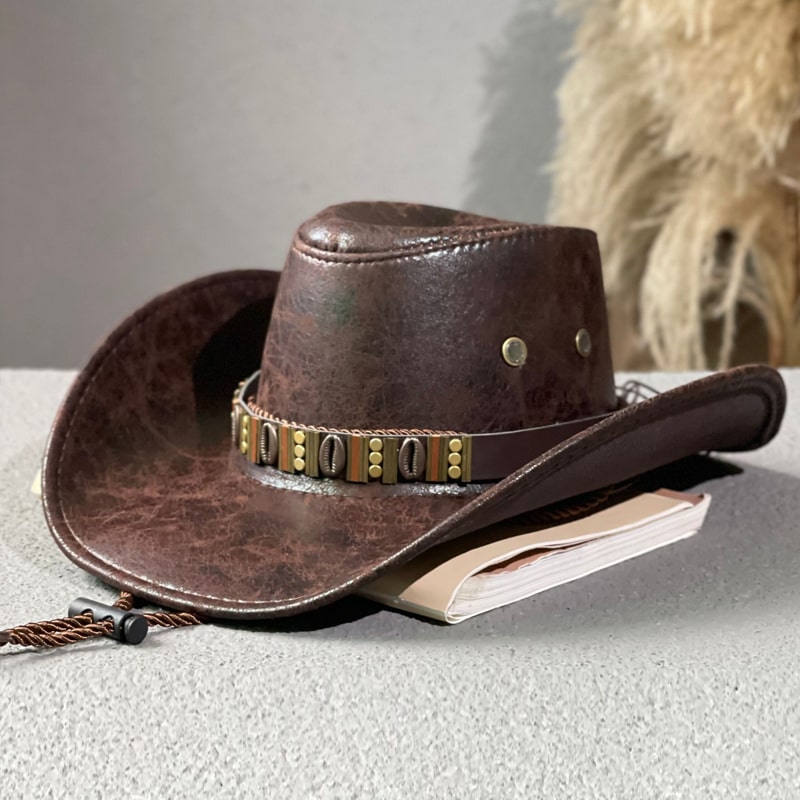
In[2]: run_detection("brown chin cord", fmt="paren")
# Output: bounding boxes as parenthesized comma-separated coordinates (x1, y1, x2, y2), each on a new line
(0, 592, 202, 650)
(2, 480, 641, 651)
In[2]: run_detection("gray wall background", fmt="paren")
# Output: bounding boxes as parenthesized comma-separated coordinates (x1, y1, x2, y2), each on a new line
(0, 0, 573, 367)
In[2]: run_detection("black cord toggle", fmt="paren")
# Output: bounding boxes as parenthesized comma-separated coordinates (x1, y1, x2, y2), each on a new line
(68, 597, 148, 645)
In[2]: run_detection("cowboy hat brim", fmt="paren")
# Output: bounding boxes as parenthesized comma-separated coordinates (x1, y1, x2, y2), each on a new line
(42, 270, 786, 618)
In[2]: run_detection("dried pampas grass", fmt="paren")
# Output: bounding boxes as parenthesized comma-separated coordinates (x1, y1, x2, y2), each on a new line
(550, 0, 800, 369)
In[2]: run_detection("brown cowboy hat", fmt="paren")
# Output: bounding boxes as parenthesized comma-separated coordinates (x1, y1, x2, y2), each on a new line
(41, 202, 786, 619)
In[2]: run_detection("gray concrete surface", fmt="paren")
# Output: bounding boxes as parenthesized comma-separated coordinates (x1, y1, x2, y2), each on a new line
(1, 368, 799, 798)
(0, 0, 572, 367)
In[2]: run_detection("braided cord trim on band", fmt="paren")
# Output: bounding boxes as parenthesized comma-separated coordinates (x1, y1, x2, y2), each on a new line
(230, 372, 644, 485)
(232, 372, 471, 485)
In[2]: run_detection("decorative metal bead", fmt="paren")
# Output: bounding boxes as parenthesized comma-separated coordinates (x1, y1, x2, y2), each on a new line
(239, 416, 250, 455)
(399, 437, 426, 481)
(319, 434, 346, 478)
(259, 423, 279, 465)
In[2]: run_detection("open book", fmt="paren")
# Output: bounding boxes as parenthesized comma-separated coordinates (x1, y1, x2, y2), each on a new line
(359, 490, 710, 623)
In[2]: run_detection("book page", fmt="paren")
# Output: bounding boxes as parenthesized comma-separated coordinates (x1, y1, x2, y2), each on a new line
(360, 491, 703, 619)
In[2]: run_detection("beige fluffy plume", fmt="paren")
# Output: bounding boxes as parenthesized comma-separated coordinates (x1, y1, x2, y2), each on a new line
(550, 0, 800, 369)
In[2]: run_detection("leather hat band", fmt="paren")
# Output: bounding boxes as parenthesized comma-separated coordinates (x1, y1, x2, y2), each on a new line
(232, 372, 623, 484)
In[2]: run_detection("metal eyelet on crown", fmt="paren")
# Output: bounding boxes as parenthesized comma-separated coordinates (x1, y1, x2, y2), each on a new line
(575, 328, 592, 357)
(501, 336, 528, 367)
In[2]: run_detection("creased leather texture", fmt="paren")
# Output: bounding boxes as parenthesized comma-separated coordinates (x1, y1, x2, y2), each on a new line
(41, 203, 787, 619)
(259, 202, 617, 431)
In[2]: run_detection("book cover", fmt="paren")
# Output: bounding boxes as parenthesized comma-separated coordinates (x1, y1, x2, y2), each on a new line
(359, 490, 709, 623)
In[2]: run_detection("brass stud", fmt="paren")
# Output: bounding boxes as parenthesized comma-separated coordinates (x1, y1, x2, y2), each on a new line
(448, 465, 462, 480)
(368, 464, 383, 479)
(369, 451, 383, 465)
(294, 444, 306, 458)
(448, 438, 463, 453)
(294, 457, 306, 471)
(448, 452, 462, 466)
(293, 430, 306, 445)
(501, 336, 528, 367)
(575, 328, 592, 358)
(240, 415, 250, 455)
(369, 437, 383, 452)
